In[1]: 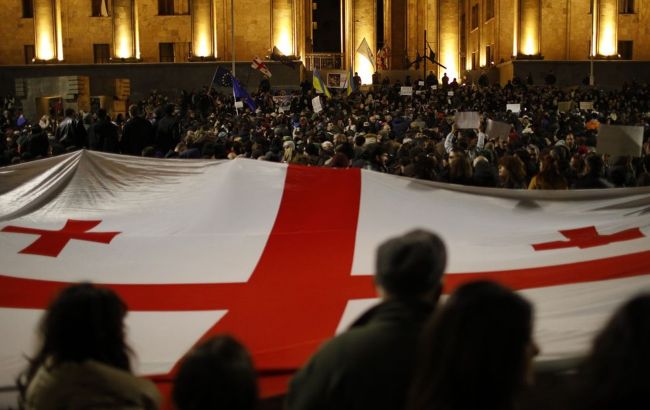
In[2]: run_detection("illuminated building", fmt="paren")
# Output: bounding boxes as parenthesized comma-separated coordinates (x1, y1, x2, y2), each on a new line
(1, 0, 649, 85)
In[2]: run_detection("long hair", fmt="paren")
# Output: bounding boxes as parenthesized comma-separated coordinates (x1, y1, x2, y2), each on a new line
(574, 294, 650, 410)
(17, 283, 132, 399)
(534, 154, 568, 189)
(408, 281, 534, 410)
(498, 155, 527, 188)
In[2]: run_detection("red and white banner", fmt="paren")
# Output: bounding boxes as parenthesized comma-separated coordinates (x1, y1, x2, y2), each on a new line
(1, 151, 649, 401)
(251, 57, 272, 78)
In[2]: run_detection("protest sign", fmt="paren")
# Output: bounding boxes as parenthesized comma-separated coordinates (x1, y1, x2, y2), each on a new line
(455, 112, 481, 129)
(596, 125, 644, 157)
(506, 104, 521, 114)
(312, 96, 323, 113)
(486, 119, 512, 141)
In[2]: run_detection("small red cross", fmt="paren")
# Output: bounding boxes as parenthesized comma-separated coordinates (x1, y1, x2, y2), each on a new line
(1, 219, 120, 257)
(532, 226, 644, 251)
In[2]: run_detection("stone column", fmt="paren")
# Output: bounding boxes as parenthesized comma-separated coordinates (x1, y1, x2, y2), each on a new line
(595, 0, 617, 56)
(344, 0, 375, 82)
(113, 0, 140, 59)
(190, 0, 216, 58)
(272, 0, 295, 55)
(34, 0, 63, 61)
(516, 0, 541, 56)
(438, 0, 459, 80)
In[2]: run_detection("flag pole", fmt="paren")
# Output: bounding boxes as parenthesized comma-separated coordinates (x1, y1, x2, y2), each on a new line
(423, 30, 427, 82)
(231, 0, 238, 116)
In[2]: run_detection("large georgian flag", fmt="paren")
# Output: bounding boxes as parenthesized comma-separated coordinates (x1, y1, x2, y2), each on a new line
(1, 150, 649, 403)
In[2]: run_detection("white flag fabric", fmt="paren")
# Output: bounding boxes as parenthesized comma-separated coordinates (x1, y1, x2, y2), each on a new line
(356, 38, 375, 69)
(1, 151, 650, 401)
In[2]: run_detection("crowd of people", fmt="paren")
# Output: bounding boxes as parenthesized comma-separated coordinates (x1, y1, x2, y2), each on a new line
(15, 230, 650, 410)
(2, 77, 650, 189)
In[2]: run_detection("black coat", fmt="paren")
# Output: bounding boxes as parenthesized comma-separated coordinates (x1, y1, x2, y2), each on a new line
(24, 130, 50, 157)
(88, 119, 120, 153)
(287, 299, 434, 410)
(120, 117, 154, 156)
(154, 115, 180, 154)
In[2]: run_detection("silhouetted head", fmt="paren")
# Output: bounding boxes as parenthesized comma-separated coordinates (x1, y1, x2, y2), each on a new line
(173, 335, 258, 410)
(409, 281, 537, 410)
(375, 229, 447, 299)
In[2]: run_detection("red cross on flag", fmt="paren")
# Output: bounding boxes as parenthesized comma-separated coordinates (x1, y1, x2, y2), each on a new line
(1, 150, 649, 406)
(251, 57, 272, 78)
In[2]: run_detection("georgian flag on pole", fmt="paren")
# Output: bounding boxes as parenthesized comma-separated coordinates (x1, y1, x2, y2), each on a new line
(251, 57, 272, 78)
(1, 151, 649, 405)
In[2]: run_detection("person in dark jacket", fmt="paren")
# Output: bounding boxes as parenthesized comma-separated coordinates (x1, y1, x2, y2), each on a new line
(286, 229, 447, 410)
(55, 108, 84, 148)
(120, 105, 154, 156)
(23, 125, 49, 158)
(155, 103, 180, 155)
(573, 154, 613, 189)
(88, 109, 120, 153)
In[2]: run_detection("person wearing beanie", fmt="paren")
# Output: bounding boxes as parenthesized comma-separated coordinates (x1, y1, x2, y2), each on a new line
(287, 229, 447, 410)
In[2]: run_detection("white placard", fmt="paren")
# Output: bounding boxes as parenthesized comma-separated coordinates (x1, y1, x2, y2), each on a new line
(455, 112, 481, 129)
(558, 101, 573, 113)
(234, 101, 244, 108)
(580, 101, 594, 111)
(400, 86, 413, 96)
(448, 91, 454, 96)
(596, 125, 644, 157)
(506, 103, 521, 114)
(418, 81, 425, 86)
(486, 119, 512, 141)
(431, 85, 438, 90)
(312, 96, 323, 113)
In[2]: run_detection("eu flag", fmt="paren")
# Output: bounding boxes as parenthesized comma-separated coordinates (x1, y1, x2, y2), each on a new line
(233, 77, 257, 112)
(212, 66, 233, 87)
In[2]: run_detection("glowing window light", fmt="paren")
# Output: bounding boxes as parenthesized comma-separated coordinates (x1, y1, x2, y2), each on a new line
(597, 0, 617, 56)
(34, 0, 59, 61)
(273, 0, 294, 56)
(355, 54, 373, 84)
(37, 32, 55, 60)
(276, 30, 293, 56)
(441, 48, 459, 81)
(192, 0, 214, 57)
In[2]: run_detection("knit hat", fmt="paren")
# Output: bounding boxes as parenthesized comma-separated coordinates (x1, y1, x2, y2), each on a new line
(375, 229, 447, 297)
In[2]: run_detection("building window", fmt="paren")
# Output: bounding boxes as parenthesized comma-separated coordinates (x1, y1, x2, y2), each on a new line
(471, 51, 478, 70)
(158, 0, 189, 15)
(619, 0, 634, 13)
(471, 4, 479, 30)
(485, 44, 493, 65)
(160, 43, 175, 62)
(485, 0, 494, 21)
(93, 44, 111, 63)
(618, 40, 633, 59)
(24, 45, 35, 64)
(91, 0, 110, 17)
(159, 0, 174, 15)
(22, 0, 33, 18)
